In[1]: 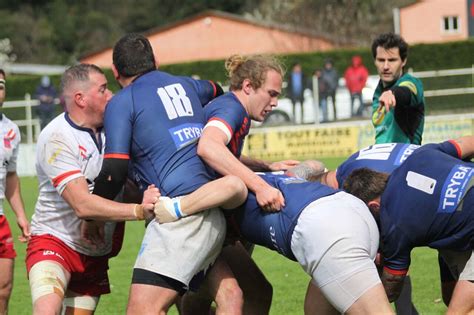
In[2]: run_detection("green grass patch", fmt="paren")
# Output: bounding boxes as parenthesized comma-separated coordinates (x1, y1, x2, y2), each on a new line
(5, 172, 447, 314)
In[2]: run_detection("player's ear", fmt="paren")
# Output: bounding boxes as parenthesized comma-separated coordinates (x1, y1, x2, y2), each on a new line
(242, 78, 253, 95)
(73, 91, 86, 108)
(111, 64, 120, 81)
(367, 199, 380, 214)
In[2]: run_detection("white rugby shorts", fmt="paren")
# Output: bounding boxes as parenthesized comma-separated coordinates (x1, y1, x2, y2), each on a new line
(290, 191, 381, 312)
(134, 208, 226, 287)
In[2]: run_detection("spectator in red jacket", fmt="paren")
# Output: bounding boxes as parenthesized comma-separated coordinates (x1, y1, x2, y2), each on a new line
(344, 55, 369, 117)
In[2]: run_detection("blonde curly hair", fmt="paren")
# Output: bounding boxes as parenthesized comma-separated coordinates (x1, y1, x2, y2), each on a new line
(225, 54, 285, 91)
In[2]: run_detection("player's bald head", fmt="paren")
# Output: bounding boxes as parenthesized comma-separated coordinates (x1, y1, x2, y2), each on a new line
(286, 160, 326, 180)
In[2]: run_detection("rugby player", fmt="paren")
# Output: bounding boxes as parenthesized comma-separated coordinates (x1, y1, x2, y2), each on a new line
(26, 64, 159, 315)
(92, 33, 247, 314)
(234, 171, 393, 314)
(344, 136, 474, 314)
(177, 54, 298, 315)
(309, 143, 421, 314)
(0, 69, 30, 315)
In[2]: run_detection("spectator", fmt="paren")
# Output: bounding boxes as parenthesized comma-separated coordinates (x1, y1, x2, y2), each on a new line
(34, 75, 58, 129)
(344, 55, 369, 117)
(311, 69, 329, 123)
(320, 59, 339, 120)
(286, 63, 306, 123)
(0, 69, 31, 315)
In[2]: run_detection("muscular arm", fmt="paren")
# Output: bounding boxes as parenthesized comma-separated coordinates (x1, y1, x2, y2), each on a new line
(240, 155, 299, 172)
(239, 155, 272, 172)
(197, 126, 284, 211)
(5, 171, 30, 242)
(381, 268, 406, 302)
(62, 176, 156, 221)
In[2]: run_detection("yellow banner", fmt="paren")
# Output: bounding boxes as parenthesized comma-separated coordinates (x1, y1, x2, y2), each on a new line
(243, 126, 360, 160)
(422, 118, 473, 144)
(242, 115, 473, 161)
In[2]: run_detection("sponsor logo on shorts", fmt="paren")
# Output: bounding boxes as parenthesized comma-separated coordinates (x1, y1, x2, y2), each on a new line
(169, 123, 204, 149)
(42, 250, 65, 261)
(438, 165, 474, 213)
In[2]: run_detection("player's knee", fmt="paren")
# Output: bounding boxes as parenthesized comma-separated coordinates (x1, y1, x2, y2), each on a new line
(64, 294, 99, 312)
(29, 261, 68, 304)
(0, 280, 13, 299)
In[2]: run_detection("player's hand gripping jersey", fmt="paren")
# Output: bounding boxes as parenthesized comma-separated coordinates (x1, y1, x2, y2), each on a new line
(380, 140, 474, 275)
(235, 173, 337, 260)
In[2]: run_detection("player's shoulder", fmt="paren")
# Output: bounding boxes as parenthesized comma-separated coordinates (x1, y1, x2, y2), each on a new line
(209, 93, 244, 111)
(397, 73, 423, 93)
(37, 114, 75, 145)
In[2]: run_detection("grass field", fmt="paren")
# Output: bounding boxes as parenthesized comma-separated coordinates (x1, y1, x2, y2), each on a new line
(5, 159, 448, 314)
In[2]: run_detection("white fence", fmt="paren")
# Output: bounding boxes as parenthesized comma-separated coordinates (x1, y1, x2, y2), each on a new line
(281, 66, 474, 125)
(4, 94, 61, 144)
(5, 67, 474, 176)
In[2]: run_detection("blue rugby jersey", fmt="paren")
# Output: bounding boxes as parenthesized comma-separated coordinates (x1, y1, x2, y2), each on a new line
(235, 173, 338, 260)
(103, 70, 218, 196)
(380, 140, 474, 275)
(204, 93, 250, 158)
(336, 143, 420, 187)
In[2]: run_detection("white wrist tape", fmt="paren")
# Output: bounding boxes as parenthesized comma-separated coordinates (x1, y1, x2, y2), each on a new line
(166, 197, 185, 219)
(156, 196, 186, 221)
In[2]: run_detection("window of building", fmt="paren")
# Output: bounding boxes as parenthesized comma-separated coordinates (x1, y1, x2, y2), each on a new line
(442, 16, 460, 33)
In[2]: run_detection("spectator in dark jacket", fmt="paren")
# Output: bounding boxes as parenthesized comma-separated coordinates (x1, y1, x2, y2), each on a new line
(34, 75, 58, 129)
(320, 59, 339, 120)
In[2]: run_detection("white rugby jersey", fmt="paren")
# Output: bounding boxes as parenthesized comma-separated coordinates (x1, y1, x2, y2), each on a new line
(0, 114, 21, 216)
(31, 113, 116, 256)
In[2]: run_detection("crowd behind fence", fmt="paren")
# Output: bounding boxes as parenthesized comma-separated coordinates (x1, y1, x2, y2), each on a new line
(3, 67, 474, 143)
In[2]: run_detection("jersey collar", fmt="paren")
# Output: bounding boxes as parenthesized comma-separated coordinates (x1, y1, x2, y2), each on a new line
(64, 112, 103, 152)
